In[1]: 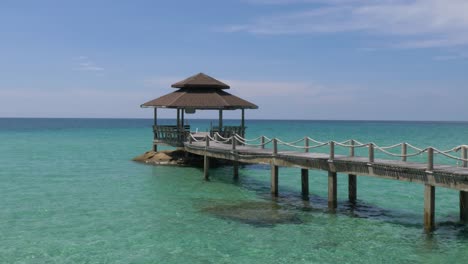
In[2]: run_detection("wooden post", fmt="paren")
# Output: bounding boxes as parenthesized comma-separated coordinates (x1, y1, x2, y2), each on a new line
(219, 110, 223, 133)
(153, 108, 157, 126)
(261, 136, 265, 149)
(301, 169, 309, 200)
(305, 137, 309, 153)
(329, 141, 335, 161)
(427, 147, 434, 172)
(232, 136, 236, 150)
(460, 191, 468, 222)
(368, 143, 374, 163)
(241, 109, 245, 138)
(402, 143, 407, 162)
(153, 108, 158, 152)
(328, 171, 337, 209)
(271, 164, 278, 197)
(273, 138, 278, 155)
(348, 174, 357, 203)
(204, 155, 210, 181)
(181, 109, 184, 128)
(462, 146, 467, 168)
(424, 184, 435, 231)
(176, 109, 180, 128)
(349, 139, 355, 157)
(204, 136, 210, 180)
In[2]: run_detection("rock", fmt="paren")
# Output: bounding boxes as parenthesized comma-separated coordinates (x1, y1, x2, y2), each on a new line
(132, 149, 203, 166)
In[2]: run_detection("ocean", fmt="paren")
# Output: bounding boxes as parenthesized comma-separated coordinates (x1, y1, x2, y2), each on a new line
(1, 118, 468, 263)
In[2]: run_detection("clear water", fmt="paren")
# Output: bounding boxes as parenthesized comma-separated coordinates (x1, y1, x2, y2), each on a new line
(1, 118, 468, 263)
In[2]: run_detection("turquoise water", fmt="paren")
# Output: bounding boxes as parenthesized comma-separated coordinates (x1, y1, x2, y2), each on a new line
(1, 118, 468, 263)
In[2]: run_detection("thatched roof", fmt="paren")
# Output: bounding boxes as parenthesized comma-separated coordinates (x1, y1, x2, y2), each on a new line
(141, 73, 258, 110)
(171, 73, 230, 89)
(141, 88, 258, 109)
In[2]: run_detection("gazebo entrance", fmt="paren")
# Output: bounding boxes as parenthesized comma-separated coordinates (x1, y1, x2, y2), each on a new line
(141, 73, 258, 151)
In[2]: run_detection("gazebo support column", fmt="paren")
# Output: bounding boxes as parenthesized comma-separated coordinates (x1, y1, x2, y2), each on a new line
(219, 110, 223, 133)
(176, 109, 180, 128)
(153, 108, 158, 152)
(241, 109, 245, 138)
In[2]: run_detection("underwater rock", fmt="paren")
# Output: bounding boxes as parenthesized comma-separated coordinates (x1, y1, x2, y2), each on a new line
(201, 201, 302, 227)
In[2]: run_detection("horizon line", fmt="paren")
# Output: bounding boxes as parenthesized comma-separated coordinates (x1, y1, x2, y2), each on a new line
(1, 116, 468, 123)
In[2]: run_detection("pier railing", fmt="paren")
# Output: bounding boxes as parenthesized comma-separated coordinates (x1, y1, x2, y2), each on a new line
(153, 125, 191, 147)
(188, 133, 468, 169)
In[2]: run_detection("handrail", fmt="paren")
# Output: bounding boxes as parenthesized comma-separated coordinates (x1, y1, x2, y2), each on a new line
(186, 134, 468, 166)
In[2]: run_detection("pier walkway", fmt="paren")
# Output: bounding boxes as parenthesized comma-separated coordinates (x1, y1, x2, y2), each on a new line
(183, 133, 468, 231)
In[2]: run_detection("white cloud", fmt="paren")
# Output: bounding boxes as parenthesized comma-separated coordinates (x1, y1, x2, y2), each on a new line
(75, 56, 104, 72)
(226, 0, 468, 48)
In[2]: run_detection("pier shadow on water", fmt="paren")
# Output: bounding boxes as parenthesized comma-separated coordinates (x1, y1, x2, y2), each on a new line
(200, 201, 303, 227)
(199, 164, 468, 238)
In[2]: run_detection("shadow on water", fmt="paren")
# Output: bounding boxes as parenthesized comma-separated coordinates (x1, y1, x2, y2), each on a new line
(200, 201, 303, 227)
(199, 164, 468, 238)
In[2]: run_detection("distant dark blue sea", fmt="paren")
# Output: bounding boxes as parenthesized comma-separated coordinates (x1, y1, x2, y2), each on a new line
(1, 118, 468, 263)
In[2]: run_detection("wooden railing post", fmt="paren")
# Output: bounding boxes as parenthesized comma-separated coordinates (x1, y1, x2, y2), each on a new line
(261, 136, 265, 149)
(349, 139, 355, 157)
(427, 147, 434, 172)
(205, 136, 210, 147)
(305, 137, 309, 153)
(329, 141, 335, 161)
(462, 146, 468, 168)
(189, 134, 193, 144)
(368, 143, 374, 163)
(402, 143, 407, 162)
(232, 136, 236, 150)
(273, 138, 278, 155)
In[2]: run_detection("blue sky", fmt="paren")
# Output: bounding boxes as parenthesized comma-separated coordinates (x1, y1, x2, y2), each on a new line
(1, 0, 467, 120)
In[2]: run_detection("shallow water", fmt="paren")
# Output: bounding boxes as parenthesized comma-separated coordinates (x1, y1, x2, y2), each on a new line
(1, 118, 468, 263)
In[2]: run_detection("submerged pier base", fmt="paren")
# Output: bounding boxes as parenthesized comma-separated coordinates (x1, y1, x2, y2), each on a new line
(301, 169, 309, 200)
(348, 174, 357, 203)
(424, 184, 435, 231)
(328, 172, 337, 209)
(271, 164, 279, 197)
(460, 191, 468, 222)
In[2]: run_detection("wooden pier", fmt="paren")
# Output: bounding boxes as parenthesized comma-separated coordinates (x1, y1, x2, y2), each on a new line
(184, 134, 468, 231)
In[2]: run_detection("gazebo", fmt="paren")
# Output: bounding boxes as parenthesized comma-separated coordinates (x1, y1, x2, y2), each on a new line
(141, 73, 258, 151)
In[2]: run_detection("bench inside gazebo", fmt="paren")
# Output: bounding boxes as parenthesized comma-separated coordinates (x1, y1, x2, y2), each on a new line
(141, 73, 258, 151)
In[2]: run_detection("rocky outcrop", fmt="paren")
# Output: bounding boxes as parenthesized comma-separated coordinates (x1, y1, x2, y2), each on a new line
(132, 149, 203, 166)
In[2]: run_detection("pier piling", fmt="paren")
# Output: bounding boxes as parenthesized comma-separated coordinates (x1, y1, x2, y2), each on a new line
(424, 184, 435, 231)
(348, 174, 357, 203)
(271, 164, 279, 197)
(301, 169, 309, 200)
(328, 171, 337, 209)
(460, 191, 468, 222)
(233, 161, 239, 180)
